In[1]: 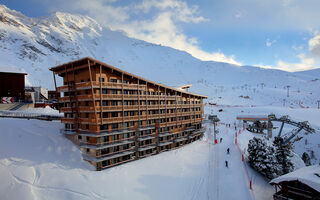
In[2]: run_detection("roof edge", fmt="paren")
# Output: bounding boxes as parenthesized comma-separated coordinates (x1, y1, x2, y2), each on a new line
(50, 57, 207, 98)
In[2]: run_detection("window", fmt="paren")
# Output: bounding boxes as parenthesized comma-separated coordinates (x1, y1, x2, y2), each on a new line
(103, 112, 108, 118)
(112, 135, 119, 141)
(99, 78, 105, 82)
(102, 100, 108, 106)
(101, 148, 110, 155)
(110, 79, 117, 83)
(111, 123, 119, 129)
(86, 124, 89, 130)
(85, 113, 89, 118)
(111, 112, 118, 117)
(111, 90, 117, 94)
(111, 101, 118, 106)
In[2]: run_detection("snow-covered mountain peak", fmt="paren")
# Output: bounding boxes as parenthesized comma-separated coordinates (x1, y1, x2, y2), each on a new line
(0, 4, 319, 107)
(43, 11, 102, 32)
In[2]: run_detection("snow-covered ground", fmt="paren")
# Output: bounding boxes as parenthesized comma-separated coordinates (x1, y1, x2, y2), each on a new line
(0, 117, 276, 200)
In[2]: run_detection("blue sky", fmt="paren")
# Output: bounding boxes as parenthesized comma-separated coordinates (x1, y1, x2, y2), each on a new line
(2, 0, 320, 71)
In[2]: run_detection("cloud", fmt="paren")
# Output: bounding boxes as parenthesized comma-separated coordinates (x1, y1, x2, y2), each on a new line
(134, 0, 207, 23)
(266, 38, 276, 47)
(47, 0, 240, 65)
(258, 53, 317, 72)
(309, 32, 320, 57)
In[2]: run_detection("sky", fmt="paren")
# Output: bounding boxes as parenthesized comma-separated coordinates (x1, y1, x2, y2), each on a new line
(1, 0, 320, 72)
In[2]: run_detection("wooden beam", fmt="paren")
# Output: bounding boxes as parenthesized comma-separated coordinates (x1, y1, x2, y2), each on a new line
(121, 72, 124, 130)
(88, 60, 99, 127)
(72, 64, 80, 132)
(52, 71, 59, 110)
(99, 64, 103, 126)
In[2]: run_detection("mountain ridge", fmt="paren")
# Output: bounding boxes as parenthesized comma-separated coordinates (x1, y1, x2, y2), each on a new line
(0, 4, 319, 106)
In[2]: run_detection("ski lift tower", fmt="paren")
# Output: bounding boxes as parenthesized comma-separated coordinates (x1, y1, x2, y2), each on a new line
(208, 115, 220, 144)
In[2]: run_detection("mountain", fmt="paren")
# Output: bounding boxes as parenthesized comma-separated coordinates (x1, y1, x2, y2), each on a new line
(0, 5, 319, 106)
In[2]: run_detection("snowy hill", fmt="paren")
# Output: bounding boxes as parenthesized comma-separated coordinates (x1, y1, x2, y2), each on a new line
(0, 5, 319, 107)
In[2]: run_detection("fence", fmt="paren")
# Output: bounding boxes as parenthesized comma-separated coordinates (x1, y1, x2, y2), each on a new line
(235, 129, 255, 200)
(0, 110, 62, 121)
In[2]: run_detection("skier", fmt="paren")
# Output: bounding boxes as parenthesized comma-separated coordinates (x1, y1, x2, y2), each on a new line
(227, 148, 230, 154)
(225, 160, 228, 168)
(220, 138, 223, 143)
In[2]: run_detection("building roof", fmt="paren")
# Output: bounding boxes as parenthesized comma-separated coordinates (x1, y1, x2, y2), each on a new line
(50, 57, 207, 98)
(236, 114, 269, 121)
(0, 65, 27, 75)
(270, 165, 320, 192)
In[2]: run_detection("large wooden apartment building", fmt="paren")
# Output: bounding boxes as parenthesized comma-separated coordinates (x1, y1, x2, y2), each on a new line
(50, 57, 207, 170)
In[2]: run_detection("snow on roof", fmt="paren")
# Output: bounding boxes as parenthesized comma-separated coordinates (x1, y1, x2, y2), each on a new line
(236, 114, 269, 121)
(270, 165, 320, 192)
(0, 65, 27, 74)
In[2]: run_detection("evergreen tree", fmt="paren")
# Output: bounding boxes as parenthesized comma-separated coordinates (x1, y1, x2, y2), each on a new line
(248, 137, 280, 179)
(273, 137, 294, 175)
(302, 152, 311, 166)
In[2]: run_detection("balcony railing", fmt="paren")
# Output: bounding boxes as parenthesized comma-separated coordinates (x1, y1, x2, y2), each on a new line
(79, 127, 135, 137)
(82, 150, 135, 162)
(80, 138, 135, 149)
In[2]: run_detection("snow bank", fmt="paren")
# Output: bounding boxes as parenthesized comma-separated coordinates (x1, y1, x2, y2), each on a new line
(0, 118, 211, 200)
(21, 106, 61, 116)
(270, 165, 320, 192)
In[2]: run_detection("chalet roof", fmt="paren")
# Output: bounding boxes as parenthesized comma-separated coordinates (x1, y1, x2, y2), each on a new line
(0, 65, 27, 75)
(50, 57, 207, 98)
(270, 165, 320, 192)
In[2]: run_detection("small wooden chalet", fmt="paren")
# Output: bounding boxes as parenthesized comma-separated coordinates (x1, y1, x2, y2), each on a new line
(270, 165, 320, 200)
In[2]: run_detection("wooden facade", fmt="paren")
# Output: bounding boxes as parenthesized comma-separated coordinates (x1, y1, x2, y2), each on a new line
(50, 57, 207, 170)
(0, 71, 27, 101)
(272, 180, 320, 200)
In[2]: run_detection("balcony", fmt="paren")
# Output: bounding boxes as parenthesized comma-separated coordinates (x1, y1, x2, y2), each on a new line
(80, 138, 135, 149)
(137, 134, 155, 141)
(184, 127, 196, 132)
(174, 137, 189, 143)
(82, 150, 135, 162)
(192, 128, 205, 135)
(138, 145, 156, 152)
(60, 129, 76, 135)
(159, 132, 171, 137)
(79, 128, 135, 137)
(158, 141, 173, 146)
(137, 126, 155, 131)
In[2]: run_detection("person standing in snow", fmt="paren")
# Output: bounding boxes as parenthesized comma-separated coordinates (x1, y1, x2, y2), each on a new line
(227, 148, 230, 154)
(220, 138, 223, 143)
(225, 161, 228, 168)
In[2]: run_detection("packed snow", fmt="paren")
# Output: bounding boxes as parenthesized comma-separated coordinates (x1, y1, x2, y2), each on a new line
(0, 117, 274, 200)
